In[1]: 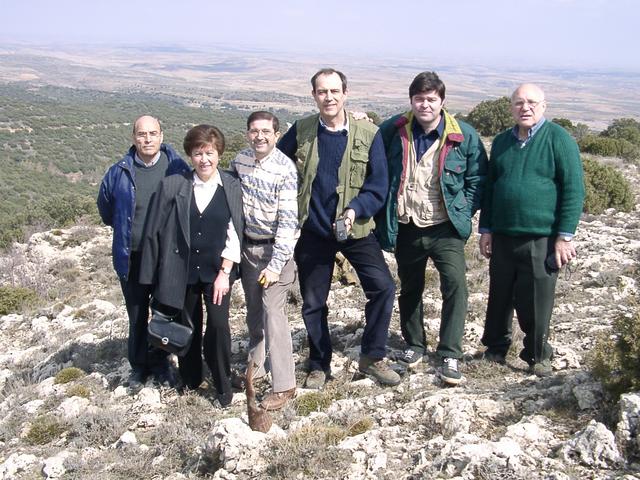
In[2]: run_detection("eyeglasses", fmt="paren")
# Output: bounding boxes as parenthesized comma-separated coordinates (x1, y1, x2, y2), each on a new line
(135, 130, 160, 139)
(191, 151, 217, 159)
(512, 100, 543, 110)
(248, 129, 275, 137)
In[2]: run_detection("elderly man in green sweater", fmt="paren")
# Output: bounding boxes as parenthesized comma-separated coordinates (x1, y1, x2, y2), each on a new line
(478, 83, 585, 377)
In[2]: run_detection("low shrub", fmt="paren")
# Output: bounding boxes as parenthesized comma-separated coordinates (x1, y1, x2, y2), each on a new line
(582, 157, 634, 214)
(579, 135, 640, 162)
(54, 367, 86, 384)
(294, 391, 334, 416)
(267, 422, 352, 479)
(25, 415, 66, 445)
(590, 309, 640, 400)
(66, 384, 91, 398)
(0, 285, 39, 315)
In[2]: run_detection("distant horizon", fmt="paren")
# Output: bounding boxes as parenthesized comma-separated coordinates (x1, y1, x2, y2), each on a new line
(0, 0, 637, 71)
(1, 39, 639, 76)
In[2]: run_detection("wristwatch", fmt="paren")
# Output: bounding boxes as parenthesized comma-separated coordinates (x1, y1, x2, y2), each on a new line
(221, 266, 232, 275)
(561, 235, 573, 242)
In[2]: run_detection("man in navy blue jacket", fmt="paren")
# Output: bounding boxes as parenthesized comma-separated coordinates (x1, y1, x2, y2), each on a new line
(97, 115, 190, 391)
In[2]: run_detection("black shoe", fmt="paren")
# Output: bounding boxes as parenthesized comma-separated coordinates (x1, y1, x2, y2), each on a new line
(217, 391, 233, 408)
(153, 367, 177, 388)
(127, 369, 149, 392)
(395, 348, 424, 367)
(440, 358, 462, 386)
(483, 351, 507, 365)
(231, 371, 245, 390)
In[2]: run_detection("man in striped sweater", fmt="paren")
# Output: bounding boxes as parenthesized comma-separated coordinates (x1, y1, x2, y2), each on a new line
(478, 83, 585, 377)
(231, 111, 299, 410)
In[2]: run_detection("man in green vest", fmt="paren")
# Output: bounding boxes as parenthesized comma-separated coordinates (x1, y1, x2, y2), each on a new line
(478, 83, 585, 377)
(376, 71, 488, 386)
(278, 68, 401, 389)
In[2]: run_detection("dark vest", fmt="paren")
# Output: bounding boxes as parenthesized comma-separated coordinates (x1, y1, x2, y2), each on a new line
(188, 187, 231, 284)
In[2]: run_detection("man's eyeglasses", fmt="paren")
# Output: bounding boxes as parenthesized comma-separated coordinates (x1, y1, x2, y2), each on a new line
(512, 100, 543, 110)
(248, 129, 275, 137)
(135, 131, 160, 139)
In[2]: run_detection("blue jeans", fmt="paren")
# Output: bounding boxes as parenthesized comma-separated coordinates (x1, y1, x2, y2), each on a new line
(294, 230, 395, 372)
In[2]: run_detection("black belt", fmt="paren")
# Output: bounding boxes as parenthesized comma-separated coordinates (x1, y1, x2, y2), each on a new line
(244, 236, 275, 245)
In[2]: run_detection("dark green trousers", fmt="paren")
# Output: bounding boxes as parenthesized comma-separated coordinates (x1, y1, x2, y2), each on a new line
(481, 234, 558, 364)
(395, 221, 468, 359)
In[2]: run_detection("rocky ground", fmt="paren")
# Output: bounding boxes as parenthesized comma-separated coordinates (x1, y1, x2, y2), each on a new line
(1, 161, 640, 479)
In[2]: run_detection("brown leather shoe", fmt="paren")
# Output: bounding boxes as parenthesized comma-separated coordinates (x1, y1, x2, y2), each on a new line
(260, 387, 296, 411)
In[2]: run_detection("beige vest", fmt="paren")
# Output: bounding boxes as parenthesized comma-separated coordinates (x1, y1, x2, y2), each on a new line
(397, 141, 449, 227)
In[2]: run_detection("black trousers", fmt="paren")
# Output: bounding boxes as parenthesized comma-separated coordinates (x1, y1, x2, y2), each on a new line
(179, 282, 232, 395)
(120, 252, 168, 374)
(481, 234, 558, 364)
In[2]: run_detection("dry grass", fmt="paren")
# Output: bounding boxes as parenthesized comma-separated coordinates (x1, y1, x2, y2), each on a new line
(266, 421, 353, 479)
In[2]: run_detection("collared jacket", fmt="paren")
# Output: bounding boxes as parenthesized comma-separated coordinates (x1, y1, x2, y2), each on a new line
(138, 169, 244, 309)
(97, 143, 190, 280)
(375, 110, 488, 251)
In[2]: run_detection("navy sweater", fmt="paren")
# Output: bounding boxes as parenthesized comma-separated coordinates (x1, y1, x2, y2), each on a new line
(278, 122, 388, 238)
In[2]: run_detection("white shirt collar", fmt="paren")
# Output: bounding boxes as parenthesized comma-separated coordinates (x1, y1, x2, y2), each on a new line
(319, 111, 349, 133)
(134, 151, 161, 167)
(192, 169, 222, 187)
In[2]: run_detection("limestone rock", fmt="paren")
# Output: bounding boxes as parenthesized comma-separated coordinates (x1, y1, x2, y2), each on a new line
(561, 420, 623, 468)
(616, 392, 640, 459)
(204, 417, 284, 474)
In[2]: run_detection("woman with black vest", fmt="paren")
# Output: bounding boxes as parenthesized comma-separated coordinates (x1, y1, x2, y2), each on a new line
(140, 124, 244, 407)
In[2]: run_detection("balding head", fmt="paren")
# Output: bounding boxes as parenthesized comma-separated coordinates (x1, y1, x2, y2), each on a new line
(510, 83, 547, 135)
(133, 115, 162, 135)
(132, 115, 163, 164)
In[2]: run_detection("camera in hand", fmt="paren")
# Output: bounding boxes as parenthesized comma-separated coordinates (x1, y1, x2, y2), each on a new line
(334, 217, 348, 242)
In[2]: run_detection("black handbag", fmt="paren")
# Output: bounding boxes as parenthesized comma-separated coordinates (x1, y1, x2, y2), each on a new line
(148, 302, 193, 357)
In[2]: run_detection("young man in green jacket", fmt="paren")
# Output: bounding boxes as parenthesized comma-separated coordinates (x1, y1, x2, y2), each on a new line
(478, 83, 584, 377)
(376, 71, 488, 385)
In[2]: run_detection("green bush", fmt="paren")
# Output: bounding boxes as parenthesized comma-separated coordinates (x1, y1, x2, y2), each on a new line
(463, 96, 512, 136)
(582, 157, 634, 214)
(55, 367, 86, 384)
(579, 135, 640, 162)
(0, 285, 39, 315)
(294, 391, 334, 416)
(25, 415, 66, 445)
(591, 310, 640, 400)
(601, 117, 640, 146)
(552, 118, 591, 142)
(66, 384, 91, 398)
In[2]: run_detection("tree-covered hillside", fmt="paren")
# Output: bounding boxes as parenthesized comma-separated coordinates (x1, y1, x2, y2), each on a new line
(0, 83, 294, 248)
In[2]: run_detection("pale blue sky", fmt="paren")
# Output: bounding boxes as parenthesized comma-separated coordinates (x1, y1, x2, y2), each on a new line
(1, 0, 636, 70)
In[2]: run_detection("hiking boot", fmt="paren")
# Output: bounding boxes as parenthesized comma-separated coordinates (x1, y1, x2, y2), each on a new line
(358, 356, 401, 386)
(396, 348, 424, 367)
(304, 370, 327, 389)
(261, 387, 296, 411)
(531, 359, 553, 378)
(441, 358, 462, 386)
(482, 351, 507, 365)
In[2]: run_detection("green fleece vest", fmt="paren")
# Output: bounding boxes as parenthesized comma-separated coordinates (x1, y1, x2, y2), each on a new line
(295, 113, 379, 239)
